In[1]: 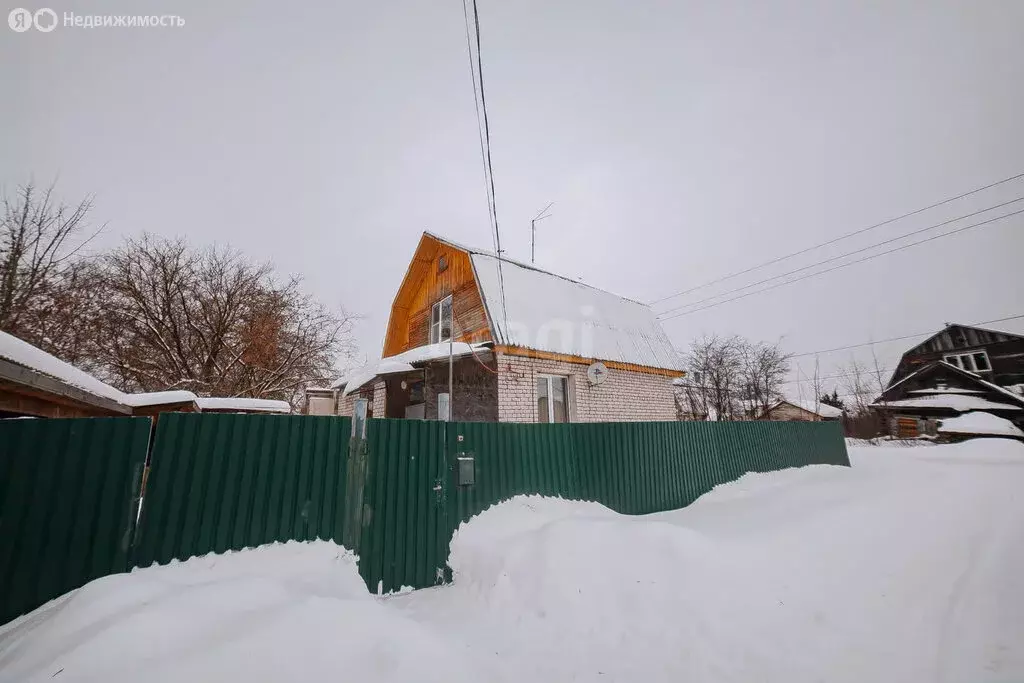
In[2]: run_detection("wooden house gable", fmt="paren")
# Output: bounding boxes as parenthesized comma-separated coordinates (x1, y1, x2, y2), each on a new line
(382, 234, 493, 358)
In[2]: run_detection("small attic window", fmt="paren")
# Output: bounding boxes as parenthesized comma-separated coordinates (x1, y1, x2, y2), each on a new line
(438, 255, 448, 273)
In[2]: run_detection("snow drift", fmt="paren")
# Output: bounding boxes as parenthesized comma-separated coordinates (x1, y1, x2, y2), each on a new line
(2, 440, 1023, 683)
(0, 542, 484, 683)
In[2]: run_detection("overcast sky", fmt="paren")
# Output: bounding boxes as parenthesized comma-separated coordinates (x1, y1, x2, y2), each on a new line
(4, 0, 1023, 396)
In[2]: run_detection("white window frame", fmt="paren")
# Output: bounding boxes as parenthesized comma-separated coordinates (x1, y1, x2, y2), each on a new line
(944, 350, 991, 373)
(536, 373, 570, 423)
(429, 295, 452, 344)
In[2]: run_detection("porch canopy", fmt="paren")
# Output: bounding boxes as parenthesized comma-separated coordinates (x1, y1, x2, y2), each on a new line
(336, 342, 493, 397)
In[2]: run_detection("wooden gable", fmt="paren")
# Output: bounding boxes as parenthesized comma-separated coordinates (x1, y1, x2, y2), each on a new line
(382, 234, 493, 358)
(890, 323, 1024, 387)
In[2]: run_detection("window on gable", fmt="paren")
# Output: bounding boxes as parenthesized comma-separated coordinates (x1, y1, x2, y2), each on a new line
(438, 255, 448, 273)
(944, 351, 991, 373)
(430, 295, 453, 344)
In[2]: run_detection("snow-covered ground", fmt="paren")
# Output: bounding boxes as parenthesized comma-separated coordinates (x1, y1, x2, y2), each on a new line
(2, 439, 1023, 683)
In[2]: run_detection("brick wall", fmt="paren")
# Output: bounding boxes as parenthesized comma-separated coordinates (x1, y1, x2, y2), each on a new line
(372, 380, 386, 418)
(496, 352, 677, 422)
(337, 393, 355, 417)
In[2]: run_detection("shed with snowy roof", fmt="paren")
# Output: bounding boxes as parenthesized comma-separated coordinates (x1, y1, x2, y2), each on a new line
(759, 398, 843, 422)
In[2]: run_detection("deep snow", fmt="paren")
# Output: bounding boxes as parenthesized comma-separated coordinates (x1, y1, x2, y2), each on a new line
(2, 439, 1023, 683)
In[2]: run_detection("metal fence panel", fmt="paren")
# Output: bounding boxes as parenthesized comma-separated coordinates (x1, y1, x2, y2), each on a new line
(359, 418, 448, 593)
(133, 413, 352, 568)
(0, 417, 150, 625)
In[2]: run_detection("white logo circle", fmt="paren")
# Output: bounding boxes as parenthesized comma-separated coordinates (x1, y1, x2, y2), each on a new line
(33, 8, 57, 32)
(8, 8, 32, 31)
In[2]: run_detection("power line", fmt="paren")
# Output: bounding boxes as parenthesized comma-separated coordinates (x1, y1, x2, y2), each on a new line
(649, 170, 1024, 307)
(659, 208, 1024, 321)
(657, 197, 1024, 318)
(460, 0, 497, 255)
(468, 0, 510, 334)
(788, 313, 1024, 359)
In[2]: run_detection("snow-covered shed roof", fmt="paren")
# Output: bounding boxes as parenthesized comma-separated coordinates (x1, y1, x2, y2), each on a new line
(1, 331, 291, 415)
(870, 394, 1023, 413)
(770, 399, 844, 419)
(195, 397, 291, 413)
(938, 411, 1024, 438)
(1, 330, 127, 406)
(424, 233, 682, 371)
(906, 387, 983, 395)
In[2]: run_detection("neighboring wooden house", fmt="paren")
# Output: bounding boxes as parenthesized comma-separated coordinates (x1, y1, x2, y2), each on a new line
(1, 330, 291, 419)
(760, 399, 842, 422)
(871, 323, 1024, 438)
(308, 232, 685, 422)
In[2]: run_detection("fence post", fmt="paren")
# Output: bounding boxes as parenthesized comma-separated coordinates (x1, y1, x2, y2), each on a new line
(342, 399, 369, 553)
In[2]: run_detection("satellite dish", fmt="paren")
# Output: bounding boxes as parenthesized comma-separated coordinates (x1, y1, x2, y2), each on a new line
(587, 361, 608, 385)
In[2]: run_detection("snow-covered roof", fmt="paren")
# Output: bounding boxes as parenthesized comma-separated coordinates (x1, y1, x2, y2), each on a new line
(938, 411, 1024, 438)
(424, 234, 682, 371)
(336, 342, 492, 395)
(772, 399, 843, 419)
(906, 387, 983, 395)
(882, 361, 1024, 408)
(195, 397, 291, 414)
(0, 330, 125, 404)
(121, 391, 198, 407)
(1, 330, 291, 414)
(871, 394, 1023, 412)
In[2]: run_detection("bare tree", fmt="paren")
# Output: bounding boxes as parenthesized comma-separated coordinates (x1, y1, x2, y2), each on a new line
(840, 349, 890, 438)
(91, 235, 356, 406)
(739, 339, 792, 418)
(0, 180, 101, 349)
(682, 335, 743, 420)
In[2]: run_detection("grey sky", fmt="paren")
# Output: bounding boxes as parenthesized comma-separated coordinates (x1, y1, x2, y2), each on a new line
(3, 0, 1023, 395)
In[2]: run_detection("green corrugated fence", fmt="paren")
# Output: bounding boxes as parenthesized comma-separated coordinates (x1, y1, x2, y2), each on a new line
(0, 417, 150, 625)
(1, 414, 849, 623)
(366, 418, 849, 593)
(133, 413, 352, 568)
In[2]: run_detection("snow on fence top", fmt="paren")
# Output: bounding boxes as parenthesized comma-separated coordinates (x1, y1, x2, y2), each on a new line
(423, 233, 682, 371)
(938, 411, 1024, 438)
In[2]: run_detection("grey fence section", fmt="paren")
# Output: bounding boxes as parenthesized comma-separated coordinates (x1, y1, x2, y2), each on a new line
(0, 417, 150, 625)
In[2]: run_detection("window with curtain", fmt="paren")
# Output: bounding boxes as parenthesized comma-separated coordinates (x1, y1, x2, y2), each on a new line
(536, 374, 569, 423)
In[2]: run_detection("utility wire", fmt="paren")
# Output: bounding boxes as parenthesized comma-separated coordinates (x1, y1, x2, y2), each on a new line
(649, 170, 1024, 307)
(660, 208, 1024, 321)
(788, 313, 1024, 359)
(460, 0, 498, 256)
(468, 0, 510, 335)
(658, 197, 1024, 318)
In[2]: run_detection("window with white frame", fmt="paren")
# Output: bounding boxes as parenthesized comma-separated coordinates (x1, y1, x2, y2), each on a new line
(536, 374, 569, 423)
(944, 350, 991, 373)
(429, 295, 452, 344)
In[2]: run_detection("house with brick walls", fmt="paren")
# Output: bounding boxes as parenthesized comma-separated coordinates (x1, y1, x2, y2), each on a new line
(305, 232, 685, 422)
